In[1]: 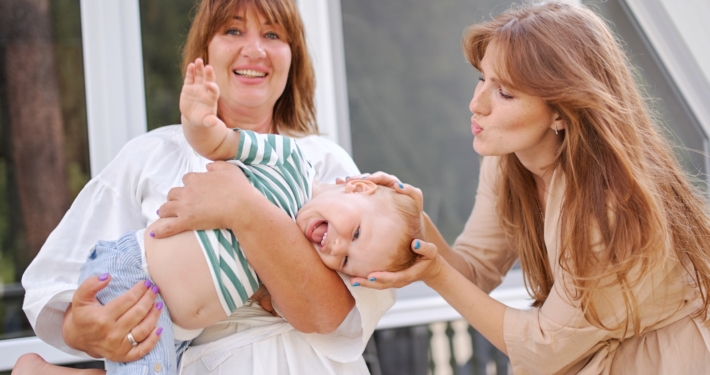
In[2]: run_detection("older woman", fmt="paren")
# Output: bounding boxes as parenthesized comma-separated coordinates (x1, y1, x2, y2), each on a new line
(17, 0, 392, 374)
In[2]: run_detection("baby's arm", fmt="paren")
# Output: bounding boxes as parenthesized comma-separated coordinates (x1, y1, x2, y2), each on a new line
(180, 58, 240, 161)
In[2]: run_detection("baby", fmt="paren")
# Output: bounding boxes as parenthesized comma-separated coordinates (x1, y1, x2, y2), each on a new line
(76, 59, 422, 375)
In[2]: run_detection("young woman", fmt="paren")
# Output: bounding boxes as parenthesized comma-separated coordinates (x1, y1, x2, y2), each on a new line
(17, 0, 392, 374)
(334, 1, 710, 373)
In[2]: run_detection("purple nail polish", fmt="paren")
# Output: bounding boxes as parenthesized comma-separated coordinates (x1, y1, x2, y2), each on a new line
(156, 302, 164, 310)
(156, 327, 163, 336)
(144, 280, 152, 288)
(98, 273, 110, 281)
(149, 231, 155, 238)
(152, 285, 160, 294)
(156, 209, 159, 215)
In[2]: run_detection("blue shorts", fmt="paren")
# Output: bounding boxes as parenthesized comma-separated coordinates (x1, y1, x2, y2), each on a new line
(78, 231, 188, 375)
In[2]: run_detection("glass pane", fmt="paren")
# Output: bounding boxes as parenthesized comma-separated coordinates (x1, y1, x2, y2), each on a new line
(0, 0, 89, 340)
(140, 0, 197, 131)
(587, 0, 709, 180)
(342, 0, 516, 243)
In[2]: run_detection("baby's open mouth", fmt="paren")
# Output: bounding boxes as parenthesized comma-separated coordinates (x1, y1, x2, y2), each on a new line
(308, 220, 329, 250)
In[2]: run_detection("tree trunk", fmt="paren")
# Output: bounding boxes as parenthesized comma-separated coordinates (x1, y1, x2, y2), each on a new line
(1, 0, 68, 264)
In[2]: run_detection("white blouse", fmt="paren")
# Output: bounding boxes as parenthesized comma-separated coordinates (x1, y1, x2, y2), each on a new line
(21, 125, 395, 374)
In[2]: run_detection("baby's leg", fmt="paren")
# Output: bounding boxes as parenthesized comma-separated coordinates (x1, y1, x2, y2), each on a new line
(12, 353, 104, 375)
(78, 232, 178, 374)
(144, 219, 228, 330)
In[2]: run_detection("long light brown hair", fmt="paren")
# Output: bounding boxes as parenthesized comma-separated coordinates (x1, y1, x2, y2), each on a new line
(182, 0, 317, 136)
(463, 1, 710, 335)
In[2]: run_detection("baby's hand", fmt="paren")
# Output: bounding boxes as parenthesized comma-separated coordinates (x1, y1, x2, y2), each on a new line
(180, 58, 223, 131)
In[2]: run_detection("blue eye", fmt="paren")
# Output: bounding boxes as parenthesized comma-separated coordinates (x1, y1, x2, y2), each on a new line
(265, 32, 279, 40)
(226, 29, 241, 36)
(353, 227, 360, 240)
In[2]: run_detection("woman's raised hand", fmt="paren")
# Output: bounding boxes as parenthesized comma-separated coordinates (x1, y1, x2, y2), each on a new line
(152, 161, 252, 238)
(63, 275, 162, 361)
(349, 239, 444, 289)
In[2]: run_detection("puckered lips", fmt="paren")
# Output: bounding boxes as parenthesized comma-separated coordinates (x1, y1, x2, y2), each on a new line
(306, 220, 329, 252)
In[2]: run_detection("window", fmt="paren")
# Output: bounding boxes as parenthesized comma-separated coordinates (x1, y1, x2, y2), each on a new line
(0, 0, 89, 341)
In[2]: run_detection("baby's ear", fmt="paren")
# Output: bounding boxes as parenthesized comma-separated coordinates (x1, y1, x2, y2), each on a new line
(345, 180, 377, 195)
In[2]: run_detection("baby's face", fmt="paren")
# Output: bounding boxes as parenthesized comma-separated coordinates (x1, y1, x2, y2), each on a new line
(296, 181, 404, 277)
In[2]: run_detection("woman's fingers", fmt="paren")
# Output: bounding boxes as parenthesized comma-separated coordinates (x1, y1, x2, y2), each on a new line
(113, 282, 159, 337)
(206, 160, 236, 172)
(124, 327, 162, 362)
(343, 172, 424, 209)
(64, 278, 158, 361)
(412, 239, 438, 259)
(125, 300, 163, 344)
(150, 217, 185, 239)
(104, 280, 154, 321)
(353, 239, 440, 289)
(71, 273, 111, 309)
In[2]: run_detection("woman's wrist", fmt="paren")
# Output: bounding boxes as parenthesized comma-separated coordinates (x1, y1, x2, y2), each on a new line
(422, 255, 449, 287)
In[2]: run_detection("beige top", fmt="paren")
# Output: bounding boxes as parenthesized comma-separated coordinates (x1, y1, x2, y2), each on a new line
(453, 156, 710, 374)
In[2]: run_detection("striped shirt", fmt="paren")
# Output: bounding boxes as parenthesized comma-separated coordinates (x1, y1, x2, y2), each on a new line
(195, 130, 314, 315)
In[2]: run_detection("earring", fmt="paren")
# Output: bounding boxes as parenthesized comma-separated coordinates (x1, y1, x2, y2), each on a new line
(555, 124, 559, 135)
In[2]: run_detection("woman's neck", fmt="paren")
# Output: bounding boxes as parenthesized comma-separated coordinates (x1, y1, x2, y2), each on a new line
(219, 102, 275, 134)
(516, 133, 560, 207)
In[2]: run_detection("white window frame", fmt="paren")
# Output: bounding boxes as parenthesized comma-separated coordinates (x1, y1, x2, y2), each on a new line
(2, 0, 710, 370)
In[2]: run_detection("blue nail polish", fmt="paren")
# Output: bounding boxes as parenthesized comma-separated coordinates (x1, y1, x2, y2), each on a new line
(398, 182, 404, 189)
(345, 176, 350, 179)
(353, 282, 360, 287)
(414, 240, 421, 250)
(369, 277, 376, 282)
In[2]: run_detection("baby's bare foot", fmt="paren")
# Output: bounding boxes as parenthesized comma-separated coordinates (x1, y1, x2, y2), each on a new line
(12, 353, 105, 375)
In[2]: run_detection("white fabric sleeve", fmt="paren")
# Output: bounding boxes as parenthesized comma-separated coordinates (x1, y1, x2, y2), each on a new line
(19, 127, 187, 356)
(21, 178, 145, 356)
(301, 273, 396, 363)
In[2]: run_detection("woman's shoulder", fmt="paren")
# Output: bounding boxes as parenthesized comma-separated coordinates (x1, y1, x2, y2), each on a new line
(293, 135, 359, 183)
(97, 125, 198, 179)
(123, 124, 184, 149)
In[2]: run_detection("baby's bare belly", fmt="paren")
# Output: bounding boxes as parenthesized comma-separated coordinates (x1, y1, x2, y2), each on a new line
(144, 220, 228, 330)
